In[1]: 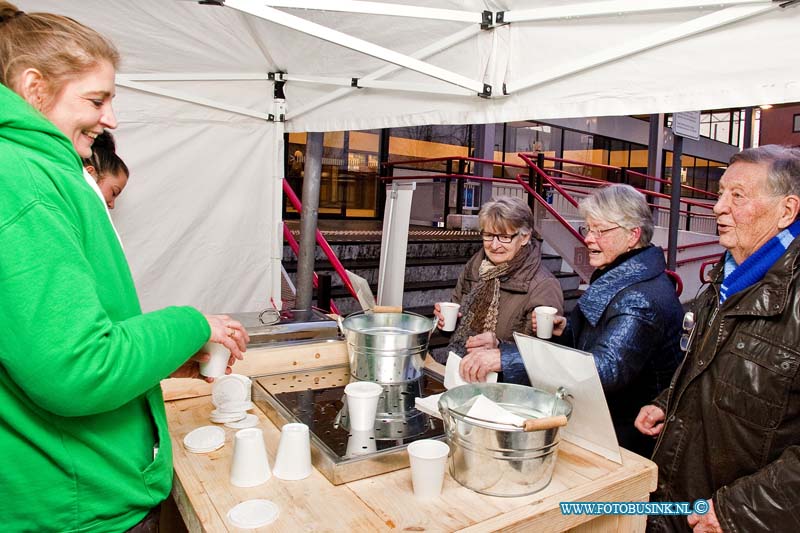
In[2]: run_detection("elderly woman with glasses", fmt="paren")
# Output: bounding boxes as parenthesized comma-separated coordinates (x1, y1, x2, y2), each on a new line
(432, 196, 564, 375)
(528, 183, 683, 457)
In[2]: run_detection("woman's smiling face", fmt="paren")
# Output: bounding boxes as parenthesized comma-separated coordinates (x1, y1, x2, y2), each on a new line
(41, 60, 117, 158)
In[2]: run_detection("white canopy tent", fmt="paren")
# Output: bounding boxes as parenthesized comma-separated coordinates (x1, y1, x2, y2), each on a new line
(20, 0, 800, 313)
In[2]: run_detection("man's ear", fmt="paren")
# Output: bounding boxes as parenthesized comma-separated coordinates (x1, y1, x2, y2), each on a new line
(778, 195, 800, 229)
(18, 68, 48, 111)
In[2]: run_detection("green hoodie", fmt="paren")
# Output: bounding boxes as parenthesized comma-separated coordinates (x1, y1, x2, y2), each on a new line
(0, 84, 210, 532)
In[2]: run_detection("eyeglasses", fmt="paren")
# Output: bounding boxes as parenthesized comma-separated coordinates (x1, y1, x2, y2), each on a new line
(578, 225, 623, 239)
(480, 232, 518, 244)
(679, 311, 696, 352)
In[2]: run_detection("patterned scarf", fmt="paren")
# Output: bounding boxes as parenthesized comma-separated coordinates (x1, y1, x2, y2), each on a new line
(447, 244, 531, 355)
(720, 219, 800, 303)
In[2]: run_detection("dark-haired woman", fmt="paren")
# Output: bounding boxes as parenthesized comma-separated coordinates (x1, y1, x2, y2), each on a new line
(83, 130, 129, 209)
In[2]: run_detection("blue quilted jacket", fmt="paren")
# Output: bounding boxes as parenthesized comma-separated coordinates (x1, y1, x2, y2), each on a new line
(501, 245, 684, 456)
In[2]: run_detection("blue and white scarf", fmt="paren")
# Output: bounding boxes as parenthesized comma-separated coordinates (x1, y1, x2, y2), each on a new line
(720, 219, 800, 303)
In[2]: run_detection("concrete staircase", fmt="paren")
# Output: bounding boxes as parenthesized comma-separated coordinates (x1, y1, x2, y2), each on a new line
(282, 238, 582, 318)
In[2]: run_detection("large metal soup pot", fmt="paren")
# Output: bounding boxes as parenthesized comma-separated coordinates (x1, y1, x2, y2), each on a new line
(340, 310, 436, 384)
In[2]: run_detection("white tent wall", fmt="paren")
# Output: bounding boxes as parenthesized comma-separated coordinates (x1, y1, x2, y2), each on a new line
(17, 0, 800, 314)
(110, 87, 279, 313)
(22, 0, 285, 314)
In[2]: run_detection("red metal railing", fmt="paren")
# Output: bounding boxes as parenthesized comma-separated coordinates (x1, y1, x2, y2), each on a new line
(282, 179, 359, 309)
(384, 152, 725, 282)
(282, 225, 340, 315)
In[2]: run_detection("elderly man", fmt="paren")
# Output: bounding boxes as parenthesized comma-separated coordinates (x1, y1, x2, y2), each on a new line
(635, 145, 800, 532)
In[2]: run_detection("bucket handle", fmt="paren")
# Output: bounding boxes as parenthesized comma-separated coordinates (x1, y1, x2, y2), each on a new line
(373, 305, 402, 313)
(519, 415, 568, 432)
(455, 413, 568, 432)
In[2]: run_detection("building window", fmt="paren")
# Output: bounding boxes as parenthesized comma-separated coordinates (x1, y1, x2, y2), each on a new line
(793, 113, 800, 133)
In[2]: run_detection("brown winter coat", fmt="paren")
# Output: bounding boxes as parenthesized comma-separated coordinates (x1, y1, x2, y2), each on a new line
(648, 237, 800, 532)
(452, 239, 564, 342)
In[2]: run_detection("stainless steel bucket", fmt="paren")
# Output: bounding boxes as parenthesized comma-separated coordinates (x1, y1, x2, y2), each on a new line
(340, 311, 436, 384)
(438, 383, 572, 497)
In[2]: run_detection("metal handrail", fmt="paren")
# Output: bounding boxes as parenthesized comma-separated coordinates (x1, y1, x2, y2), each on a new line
(538, 155, 719, 200)
(282, 179, 359, 305)
(383, 153, 727, 284)
(282, 225, 340, 315)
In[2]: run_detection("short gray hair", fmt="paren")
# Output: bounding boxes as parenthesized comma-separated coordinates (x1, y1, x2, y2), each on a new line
(579, 184, 654, 246)
(729, 145, 800, 198)
(478, 196, 535, 236)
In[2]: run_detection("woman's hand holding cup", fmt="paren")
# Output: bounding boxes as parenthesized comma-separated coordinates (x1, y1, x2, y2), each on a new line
(531, 310, 566, 339)
(188, 314, 250, 381)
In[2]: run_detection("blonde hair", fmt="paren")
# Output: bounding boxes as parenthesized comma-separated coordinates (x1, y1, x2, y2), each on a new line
(0, 2, 119, 100)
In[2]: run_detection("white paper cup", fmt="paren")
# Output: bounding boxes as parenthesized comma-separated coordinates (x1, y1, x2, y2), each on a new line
(272, 423, 312, 481)
(199, 342, 230, 378)
(230, 428, 271, 488)
(346, 429, 377, 457)
(534, 306, 558, 339)
(438, 302, 461, 332)
(344, 381, 383, 431)
(407, 439, 450, 499)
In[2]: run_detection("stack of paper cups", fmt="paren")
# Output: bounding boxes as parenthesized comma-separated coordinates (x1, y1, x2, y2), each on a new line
(230, 428, 271, 488)
(272, 423, 312, 481)
(344, 381, 383, 431)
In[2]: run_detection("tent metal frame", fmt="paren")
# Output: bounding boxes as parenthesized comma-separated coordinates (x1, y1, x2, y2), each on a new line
(117, 0, 782, 124)
(262, 0, 482, 23)
(225, 0, 492, 96)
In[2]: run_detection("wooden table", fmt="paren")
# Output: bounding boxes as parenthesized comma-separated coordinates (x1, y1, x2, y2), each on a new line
(163, 341, 657, 532)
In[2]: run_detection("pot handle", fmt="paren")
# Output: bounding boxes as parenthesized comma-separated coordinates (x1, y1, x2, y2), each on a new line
(520, 415, 568, 432)
(373, 305, 402, 313)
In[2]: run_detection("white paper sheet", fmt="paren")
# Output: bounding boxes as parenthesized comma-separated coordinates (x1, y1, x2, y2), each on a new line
(513, 332, 622, 464)
(466, 395, 525, 426)
(414, 393, 443, 419)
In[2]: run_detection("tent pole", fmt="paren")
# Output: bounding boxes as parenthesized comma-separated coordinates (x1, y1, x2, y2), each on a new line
(667, 136, 684, 271)
(296, 132, 324, 310)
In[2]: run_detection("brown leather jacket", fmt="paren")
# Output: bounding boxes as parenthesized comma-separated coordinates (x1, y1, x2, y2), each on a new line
(452, 239, 564, 342)
(649, 237, 800, 532)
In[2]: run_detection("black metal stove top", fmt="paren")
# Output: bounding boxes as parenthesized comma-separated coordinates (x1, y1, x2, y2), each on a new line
(253, 365, 446, 484)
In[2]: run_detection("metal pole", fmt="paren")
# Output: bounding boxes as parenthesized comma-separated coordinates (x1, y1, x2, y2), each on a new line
(296, 132, 324, 310)
(647, 114, 665, 192)
(743, 107, 753, 149)
(667, 135, 683, 271)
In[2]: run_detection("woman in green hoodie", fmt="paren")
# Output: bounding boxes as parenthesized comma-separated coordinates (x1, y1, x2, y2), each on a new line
(0, 3, 250, 531)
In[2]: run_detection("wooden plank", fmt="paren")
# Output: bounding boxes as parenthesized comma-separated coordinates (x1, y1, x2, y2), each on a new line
(162, 341, 349, 401)
(165, 345, 658, 532)
(456, 447, 656, 532)
(166, 397, 389, 532)
(345, 441, 655, 532)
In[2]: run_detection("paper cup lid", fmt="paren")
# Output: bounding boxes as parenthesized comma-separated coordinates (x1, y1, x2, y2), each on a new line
(212, 376, 250, 407)
(217, 400, 254, 413)
(225, 413, 260, 429)
(209, 411, 247, 424)
(183, 426, 225, 452)
(227, 499, 279, 529)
